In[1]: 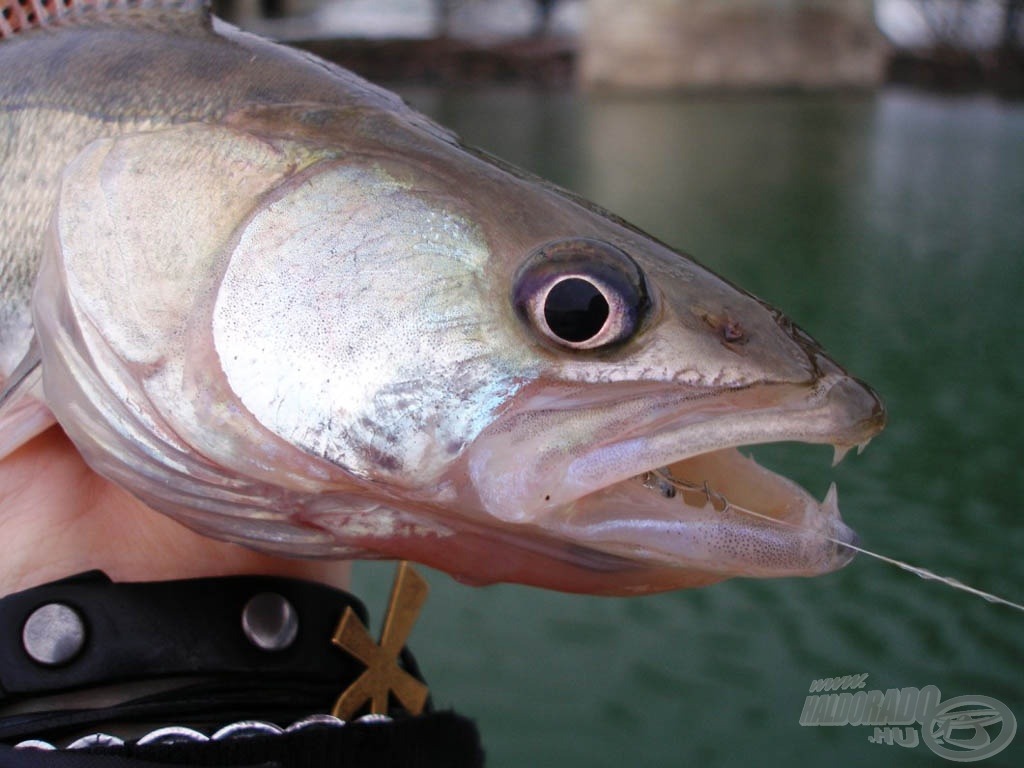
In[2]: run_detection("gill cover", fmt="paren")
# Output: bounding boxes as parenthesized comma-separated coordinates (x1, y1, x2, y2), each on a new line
(33, 122, 361, 551)
(32, 117, 525, 557)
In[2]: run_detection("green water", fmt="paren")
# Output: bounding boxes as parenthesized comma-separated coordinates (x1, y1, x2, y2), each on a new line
(353, 88, 1024, 767)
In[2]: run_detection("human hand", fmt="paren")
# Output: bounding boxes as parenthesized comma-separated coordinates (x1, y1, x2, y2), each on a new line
(0, 427, 350, 595)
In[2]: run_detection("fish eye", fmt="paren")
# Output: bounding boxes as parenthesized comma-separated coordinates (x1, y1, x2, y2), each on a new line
(514, 238, 650, 351)
(544, 277, 609, 343)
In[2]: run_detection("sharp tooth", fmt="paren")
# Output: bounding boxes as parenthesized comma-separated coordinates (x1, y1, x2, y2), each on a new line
(821, 482, 839, 516)
(857, 438, 872, 455)
(832, 444, 852, 467)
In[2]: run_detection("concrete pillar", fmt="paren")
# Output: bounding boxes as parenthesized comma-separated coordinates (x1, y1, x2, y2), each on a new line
(581, 0, 889, 90)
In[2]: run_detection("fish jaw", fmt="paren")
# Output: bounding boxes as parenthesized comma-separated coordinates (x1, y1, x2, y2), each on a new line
(459, 369, 884, 589)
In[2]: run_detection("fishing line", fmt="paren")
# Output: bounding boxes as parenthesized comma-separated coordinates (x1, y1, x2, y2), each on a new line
(650, 469, 1024, 614)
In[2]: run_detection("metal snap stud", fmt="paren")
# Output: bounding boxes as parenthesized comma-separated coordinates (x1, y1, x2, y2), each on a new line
(285, 714, 346, 732)
(137, 727, 209, 746)
(212, 720, 284, 741)
(67, 733, 125, 750)
(22, 603, 86, 666)
(14, 740, 56, 751)
(241, 592, 298, 651)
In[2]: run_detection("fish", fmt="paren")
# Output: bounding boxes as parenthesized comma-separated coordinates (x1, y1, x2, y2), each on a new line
(0, 0, 885, 595)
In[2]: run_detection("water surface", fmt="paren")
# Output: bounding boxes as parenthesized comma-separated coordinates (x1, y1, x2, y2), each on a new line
(353, 87, 1024, 768)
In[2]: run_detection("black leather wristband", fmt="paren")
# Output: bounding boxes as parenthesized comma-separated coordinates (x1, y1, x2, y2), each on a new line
(0, 571, 427, 744)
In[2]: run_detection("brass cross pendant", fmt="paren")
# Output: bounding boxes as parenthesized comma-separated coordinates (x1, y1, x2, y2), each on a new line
(330, 561, 430, 719)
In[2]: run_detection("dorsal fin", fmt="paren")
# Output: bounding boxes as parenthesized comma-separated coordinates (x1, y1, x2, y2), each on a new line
(0, 0, 210, 39)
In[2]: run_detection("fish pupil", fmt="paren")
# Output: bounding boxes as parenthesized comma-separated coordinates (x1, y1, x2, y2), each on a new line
(544, 278, 610, 342)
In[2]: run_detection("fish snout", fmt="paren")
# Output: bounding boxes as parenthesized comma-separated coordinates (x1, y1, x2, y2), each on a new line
(819, 373, 887, 448)
(757, 303, 885, 444)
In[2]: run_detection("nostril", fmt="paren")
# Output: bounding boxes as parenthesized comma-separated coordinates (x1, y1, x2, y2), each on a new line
(699, 311, 747, 344)
(721, 320, 745, 343)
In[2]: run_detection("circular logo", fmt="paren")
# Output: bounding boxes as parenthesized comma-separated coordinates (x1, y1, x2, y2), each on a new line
(922, 695, 1017, 763)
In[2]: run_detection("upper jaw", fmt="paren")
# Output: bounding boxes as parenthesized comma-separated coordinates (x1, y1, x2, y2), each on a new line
(561, 372, 884, 500)
(468, 371, 884, 519)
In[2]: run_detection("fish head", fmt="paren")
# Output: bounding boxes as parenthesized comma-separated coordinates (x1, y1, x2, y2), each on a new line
(38, 106, 885, 595)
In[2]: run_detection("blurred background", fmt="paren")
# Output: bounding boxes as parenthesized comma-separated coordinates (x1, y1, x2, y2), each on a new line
(215, 2, 1022, 766)
(210, 0, 1024, 94)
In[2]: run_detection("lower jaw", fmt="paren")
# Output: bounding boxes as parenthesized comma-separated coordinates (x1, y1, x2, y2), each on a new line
(548, 447, 859, 580)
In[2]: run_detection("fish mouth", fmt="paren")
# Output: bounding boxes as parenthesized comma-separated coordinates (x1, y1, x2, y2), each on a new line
(553, 447, 860, 579)
(468, 372, 885, 584)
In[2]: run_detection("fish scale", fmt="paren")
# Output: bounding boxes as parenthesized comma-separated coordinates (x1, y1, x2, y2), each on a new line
(0, 0, 417, 375)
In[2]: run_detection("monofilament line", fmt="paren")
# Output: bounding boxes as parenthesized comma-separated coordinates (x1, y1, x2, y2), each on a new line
(823, 536, 1024, 613)
(731, 499, 1024, 613)
(653, 470, 1024, 614)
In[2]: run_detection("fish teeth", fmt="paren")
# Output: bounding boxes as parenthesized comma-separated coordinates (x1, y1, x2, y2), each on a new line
(833, 437, 873, 466)
(831, 444, 852, 467)
(821, 482, 839, 517)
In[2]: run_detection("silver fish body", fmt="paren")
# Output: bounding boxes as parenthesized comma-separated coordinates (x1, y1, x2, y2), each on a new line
(0, 8, 418, 372)
(0, 1, 885, 594)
